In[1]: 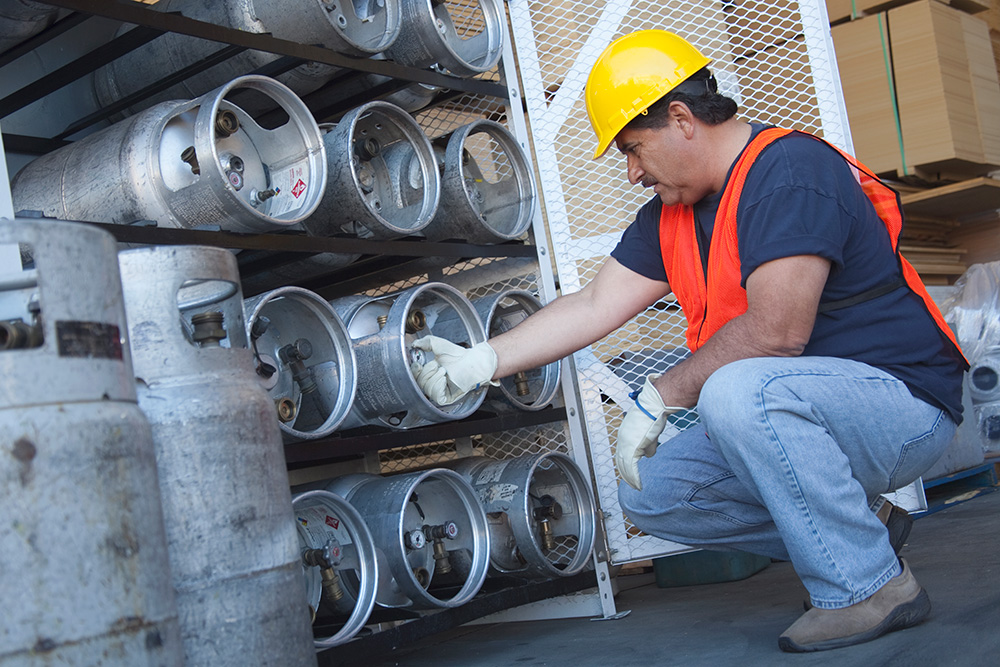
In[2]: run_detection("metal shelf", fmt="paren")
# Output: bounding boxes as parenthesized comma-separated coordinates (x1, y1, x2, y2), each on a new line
(0, 0, 565, 471)
(285, 406, 568, 469)
(62, 219, 537, 297)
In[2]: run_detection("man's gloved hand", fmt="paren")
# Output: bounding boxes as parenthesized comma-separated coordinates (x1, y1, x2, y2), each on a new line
(615, 373, 683, 491)
(409, 335, 499, 406)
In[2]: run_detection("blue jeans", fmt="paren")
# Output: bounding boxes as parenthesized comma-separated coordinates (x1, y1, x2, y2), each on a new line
(618, 356, 956, 609)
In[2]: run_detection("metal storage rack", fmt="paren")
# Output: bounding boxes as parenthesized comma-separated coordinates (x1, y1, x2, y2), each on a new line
(0, 0, 614, 658)
(2, 0, 856, 658)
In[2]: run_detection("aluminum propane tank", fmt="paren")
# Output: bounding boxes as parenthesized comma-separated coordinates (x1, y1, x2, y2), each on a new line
(472, 289, 560, 411)
(240, 100, 439, 295)
(12, 75, 326, 235)
(331, 282, 488, 430)
(243, 286, 358, 442)
(0, 218, 183, 666)
(386, 0, 504, 77)
(94, 0, 402, 116)
(304, 101, 440, 240)
(291, 490, 380, 649)
(423, 120, 536, 244)
(326, 469, 490, 609)
(118, 245, 317, 667)
(446, 453, 597, 579)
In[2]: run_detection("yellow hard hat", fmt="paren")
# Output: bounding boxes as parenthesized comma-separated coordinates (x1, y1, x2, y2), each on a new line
(585, 30, 711, 159)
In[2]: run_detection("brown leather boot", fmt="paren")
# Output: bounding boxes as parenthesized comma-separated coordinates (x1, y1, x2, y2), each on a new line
(780, 559, 930, 652)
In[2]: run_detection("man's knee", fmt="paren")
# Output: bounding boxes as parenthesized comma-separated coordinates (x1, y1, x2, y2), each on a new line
(698, 360, 762, 429)
(617, 481, 679, 538)
(617, 463, 689, 528)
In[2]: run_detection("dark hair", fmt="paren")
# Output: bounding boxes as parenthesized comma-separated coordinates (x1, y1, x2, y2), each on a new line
(625, 68, 738, 129)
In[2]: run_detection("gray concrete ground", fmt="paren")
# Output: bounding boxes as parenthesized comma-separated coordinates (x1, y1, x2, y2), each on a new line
(367, 484, 1000, 666)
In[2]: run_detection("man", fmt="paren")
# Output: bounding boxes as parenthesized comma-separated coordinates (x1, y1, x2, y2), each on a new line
(410, 29, 967, 652)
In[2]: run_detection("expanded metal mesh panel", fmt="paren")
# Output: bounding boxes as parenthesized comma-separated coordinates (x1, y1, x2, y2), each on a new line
(449, 0, 493, 38)
(417, 93, 507, 138)
(508, 0, 850, 563)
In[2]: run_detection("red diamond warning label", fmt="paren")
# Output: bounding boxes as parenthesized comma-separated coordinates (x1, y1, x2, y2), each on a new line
(291, 179, 306, 198)
(325, 515, 339, 530)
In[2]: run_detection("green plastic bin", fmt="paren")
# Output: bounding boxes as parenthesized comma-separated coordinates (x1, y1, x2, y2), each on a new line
(653, 549, 771, 588)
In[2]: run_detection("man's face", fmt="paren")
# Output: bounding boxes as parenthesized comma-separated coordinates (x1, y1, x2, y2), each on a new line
(615, 122, 707, 207)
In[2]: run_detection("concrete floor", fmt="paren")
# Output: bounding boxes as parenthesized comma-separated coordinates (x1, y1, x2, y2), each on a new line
(368, 485, 1000, 666)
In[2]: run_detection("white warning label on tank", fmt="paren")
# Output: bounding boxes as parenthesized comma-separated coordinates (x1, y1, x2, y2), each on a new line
(475, 460, 510, 486)
(478, 483, 518, 507)
(268, 161, 310, 217)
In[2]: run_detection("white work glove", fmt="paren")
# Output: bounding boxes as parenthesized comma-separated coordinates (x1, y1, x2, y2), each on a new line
(409, 335, 499, 406)
(615, 374, 683, 491)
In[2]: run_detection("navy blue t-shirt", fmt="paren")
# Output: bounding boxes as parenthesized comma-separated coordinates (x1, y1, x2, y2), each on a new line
(611, 125, 965, 422)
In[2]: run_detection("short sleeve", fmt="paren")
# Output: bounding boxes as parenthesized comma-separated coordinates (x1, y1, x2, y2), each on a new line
(735, 135, 864, 286)
(610, 196, 668, 283)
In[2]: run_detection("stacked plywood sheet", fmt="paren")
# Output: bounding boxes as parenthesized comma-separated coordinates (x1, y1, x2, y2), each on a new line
(832, 0, 1000, 180)
(831, 13, 904, 174)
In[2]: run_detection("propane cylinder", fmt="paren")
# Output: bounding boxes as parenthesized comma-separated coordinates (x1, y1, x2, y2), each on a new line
(291, 490, 380, 649)
(472, 290, 560, 411)
(304, 102, 440, 240)
(331, 281, 487, 430)
(244, 286, 358, 441)
(118, 245, 317, 667)
(386, 0, 505, 77)
(969, 348, 1000, 405)
(0, 0, 60, 54)
(326, 469, 490, 608)
(243, 101, 438, 294)
(447, 453, 597, 579)
(423, 119, 536, 243)
(370, 77, 443, 112)
(967, 349, 1000, 449)
(0, 219, 183, 665)
(12, 75, 326, 235)
(94, 0, 402, 116)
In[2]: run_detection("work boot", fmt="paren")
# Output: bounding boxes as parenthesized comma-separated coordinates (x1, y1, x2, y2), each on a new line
(878, 500, 913, 555)
(779, 559, 930, 653)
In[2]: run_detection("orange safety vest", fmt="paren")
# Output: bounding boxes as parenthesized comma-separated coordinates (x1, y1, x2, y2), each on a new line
(658, 127, 965, 362)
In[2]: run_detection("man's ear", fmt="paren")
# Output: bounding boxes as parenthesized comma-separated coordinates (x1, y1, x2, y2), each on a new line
(668, 101, 696, 139)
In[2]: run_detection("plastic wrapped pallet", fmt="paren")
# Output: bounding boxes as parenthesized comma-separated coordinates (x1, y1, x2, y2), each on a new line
(940, 262, 1000, 456)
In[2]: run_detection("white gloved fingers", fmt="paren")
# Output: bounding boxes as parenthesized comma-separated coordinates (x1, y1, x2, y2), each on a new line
(410, 336, 499, 404)
(412, 335, 462, 358)
(412, 335, 475, 368)
(614, 374, 684, 491)
(410, 360, 452, 405)
(614, 406, 667, 491)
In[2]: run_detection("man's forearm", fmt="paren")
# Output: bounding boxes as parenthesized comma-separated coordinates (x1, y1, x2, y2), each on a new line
(487, 258, 673, 380)
(488, 290, 622, 378)
(654, 313, 790, 407)
(653, 255, 828, 407)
